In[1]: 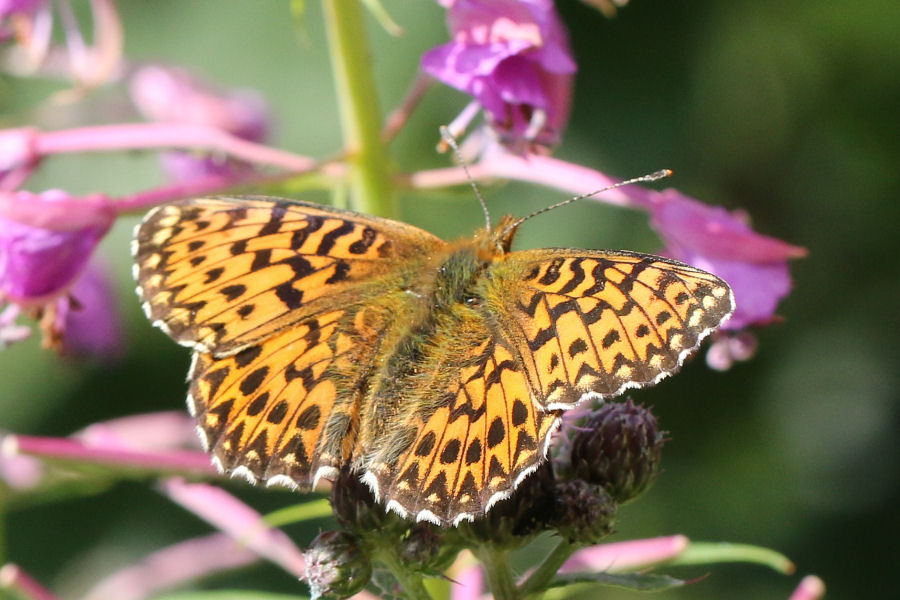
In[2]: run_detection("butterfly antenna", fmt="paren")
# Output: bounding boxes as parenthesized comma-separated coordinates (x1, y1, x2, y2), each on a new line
(499, 169, 673, 238)
(439, 125, 492, 233)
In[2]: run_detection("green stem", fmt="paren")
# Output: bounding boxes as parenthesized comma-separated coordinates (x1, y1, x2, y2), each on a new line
(519, 539, 579, 599)
(476, 546, 519, 600)
(379, 551, 433, 600)
(322, 0, 394, 217)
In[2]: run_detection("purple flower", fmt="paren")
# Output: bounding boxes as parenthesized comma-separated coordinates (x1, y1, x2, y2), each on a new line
(0, 191, 112, 306)
(130, 65, 270, 182)
(423, 0, 576, 147)
(649, 188, 807, 331)
(56, 260, 122, 359)
(0, 189, 121, 357)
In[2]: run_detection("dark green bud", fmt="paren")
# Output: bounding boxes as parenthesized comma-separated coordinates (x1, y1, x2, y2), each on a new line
(303, 530, 372, 600)
(554, 479, 617, 544)
(331, 466, 407, 536)
(569, 398, 664, 504)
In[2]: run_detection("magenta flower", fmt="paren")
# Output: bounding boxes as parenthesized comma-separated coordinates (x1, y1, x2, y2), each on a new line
(423, 0, 576, 147)
(0, 191, 111, 306)
(648, 188, 807, 331)
(130, 65, 270, 182)
(0, 189, 122, 356)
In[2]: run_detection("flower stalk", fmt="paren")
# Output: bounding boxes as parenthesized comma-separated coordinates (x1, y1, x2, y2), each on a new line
(322, 0, 394, 217)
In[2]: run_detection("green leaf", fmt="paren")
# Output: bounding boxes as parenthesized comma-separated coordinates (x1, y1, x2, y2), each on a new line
(669, 542, 795, 574)
(262, 498, 334, 528)
(547, 571, 688, 592)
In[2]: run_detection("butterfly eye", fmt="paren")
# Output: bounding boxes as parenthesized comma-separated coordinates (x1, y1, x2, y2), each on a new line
(464, 295, 481, 307)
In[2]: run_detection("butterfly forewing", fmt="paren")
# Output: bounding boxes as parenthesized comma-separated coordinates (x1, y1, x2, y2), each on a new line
(486, 249, 734, 409)
(134, 197, 442, 355)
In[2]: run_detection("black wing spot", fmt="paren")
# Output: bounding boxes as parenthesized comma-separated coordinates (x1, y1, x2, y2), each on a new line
(266, 401, 289, 424)
(234, 345, 262, 368)
(487, 417, 506, 449)
(601, 329, 620, 349)
(295, 405, 321, 430)
(465, 439, 482, 464)
(204, 267, 225, 284)
(440, 439, 461, 464)
(240, 366, 269, 396)
(220, 284, 247, 301)
(568, 338, 588, 357)
(416, 432, 436, 457)
(246, 392, 270, 416)
(512, 399, 528, 427)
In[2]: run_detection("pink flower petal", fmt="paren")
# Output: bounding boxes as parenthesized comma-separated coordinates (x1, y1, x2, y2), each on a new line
(161, 478, 306, 577)
(559, 535, 690, 574)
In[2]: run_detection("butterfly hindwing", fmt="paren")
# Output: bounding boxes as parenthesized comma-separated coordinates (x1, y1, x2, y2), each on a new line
(134, 196, 442, 355)
(360, 313, 558, 525)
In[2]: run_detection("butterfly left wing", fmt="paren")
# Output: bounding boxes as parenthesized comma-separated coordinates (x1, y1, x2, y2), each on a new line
(134, 196, 442, 355)
(485, 249, 734, 410)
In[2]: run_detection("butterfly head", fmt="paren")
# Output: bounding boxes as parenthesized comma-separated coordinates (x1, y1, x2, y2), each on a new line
(477, 214, 519, 261)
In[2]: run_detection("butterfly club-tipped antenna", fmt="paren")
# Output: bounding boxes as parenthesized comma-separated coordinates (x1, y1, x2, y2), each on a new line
(439, 125, 492, 234)
(498, 169, 674, 239)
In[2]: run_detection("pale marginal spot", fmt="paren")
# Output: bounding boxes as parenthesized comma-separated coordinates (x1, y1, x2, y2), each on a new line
(426, 493, 440, 504)
(211, 455, 225, 474)
(615, 364, 634, 379)
(230, 465, 258, 485)
(688, 311, 703, 328)
(151, 230, 172, 246)
(205, 413, 219, 428)
(385, 499, 408, 519)
(452, 512, 475, 526)
(702, 295, 717, 310)
(669, 333, 683, 350)
(397, 480, 410, 491)
(361, 470, 382, 501)
(266, 474, 299, 491)
(458, 493, 471, 504)
(188, 352, 200, 380)
(194, 424, 209, 451)
(649, 354, 664, 369)
(713, 285, 729, 298)
(245, 450, 260, 461)
(281, 453, 296, 466)
(313, 465, 339, 489)
(415, 509, 441, 525)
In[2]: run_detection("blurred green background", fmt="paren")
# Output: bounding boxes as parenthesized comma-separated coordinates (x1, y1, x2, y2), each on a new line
(2, 1, 898, 598)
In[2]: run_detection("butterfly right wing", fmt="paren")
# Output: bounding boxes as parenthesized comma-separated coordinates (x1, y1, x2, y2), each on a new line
(485, 249, 734, 410)
(134, 196, 443, 355)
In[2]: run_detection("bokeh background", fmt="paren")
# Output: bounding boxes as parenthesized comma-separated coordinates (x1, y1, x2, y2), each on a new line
(2, 1, 898, 598)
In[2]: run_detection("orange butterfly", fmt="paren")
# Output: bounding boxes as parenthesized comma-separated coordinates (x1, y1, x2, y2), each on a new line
(133, 196, 732, 525)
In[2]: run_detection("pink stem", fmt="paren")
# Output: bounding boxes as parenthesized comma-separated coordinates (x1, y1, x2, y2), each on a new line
(4, 434, 217, 476)
(0, 564, 60, 600)
(408, 152, 661, 211)
(34, 123, 316, 172)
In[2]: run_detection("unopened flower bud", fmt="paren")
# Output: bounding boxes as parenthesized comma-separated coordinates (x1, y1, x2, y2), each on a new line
(330, 466, 406, 536)
(303, 530, 371, 600)
(569, 399, 664, 504)
(397, 523, 456, 576)
(554, 479, 616, 544)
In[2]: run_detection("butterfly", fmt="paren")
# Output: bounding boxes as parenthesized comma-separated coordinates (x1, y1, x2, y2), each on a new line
(133, 196, 733, 526)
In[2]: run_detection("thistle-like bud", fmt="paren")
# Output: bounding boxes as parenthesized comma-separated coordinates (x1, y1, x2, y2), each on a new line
(303, 530, 372, 600)
(460, 461, 557, 548)
(330, 466, 406, 536)
(554, 479, 617, 544)
(569, 399, 664, 504)
(397, 523, 457, 576)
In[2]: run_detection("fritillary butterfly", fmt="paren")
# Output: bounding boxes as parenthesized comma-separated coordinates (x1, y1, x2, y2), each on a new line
(133, 196, 733, 525)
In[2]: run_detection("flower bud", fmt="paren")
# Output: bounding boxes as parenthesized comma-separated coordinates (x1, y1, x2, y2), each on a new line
(397, 523, 456, 576)
(569, 399, 664, 504)
(330, 466, 406, 536)
(303, 530, 371, 600)
(554, 479, 616, 544)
